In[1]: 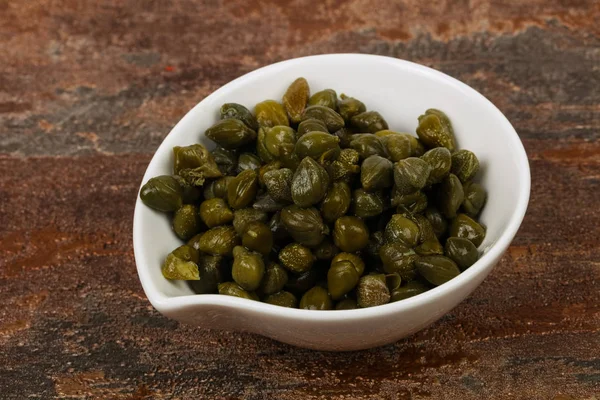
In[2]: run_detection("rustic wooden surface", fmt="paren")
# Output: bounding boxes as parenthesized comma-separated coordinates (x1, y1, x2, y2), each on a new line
(1, 0, 599, 399)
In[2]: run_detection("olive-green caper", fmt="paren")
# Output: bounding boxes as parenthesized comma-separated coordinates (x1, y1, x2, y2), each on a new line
(356, 274, 390, 308)
(241, 221, 273, 255)
(256, 125, 297, 162)
(257, 160, 281, 188)
(205, 118, 257, 149)
(415, 238, 444, 256)
(313, 238, 340, 260)
(338, 94, 366, 121)
(227, 169, 258, 210)
(220, 102, 258, 130)
(204, 176, 234, 200)
(211, 147, 238, 175)
(445, 237, 479, 270)
(231, 246, 265, 291)
(410, 214, 437, 243)
(384, 214, 420, 247)
(264, 291, 298, 308)
(252, 192, 288, 213)
(351, 111, 388, 133)
(462, 182, 487, 217)
(262, 168, 293, 202)
(172, 175, 203, 205)
(331, 252, 365, 276)
(259, 262, 289, 295)
(451, 150, 480, 183)
(291, 157, 330, 208)
(197, 225, 240, 256)
(237, 152, 262, 173)
(421, 147, 451, 185)
(360, 155, 393, 192)
(172, 204, 201, 240)
(415, 255, 460, 286)
(294, 131, 340, 160)
(333, 216, 369, 253)
(280, 205, 327, 247)
(328, 148, 361, 182)
(297, 118, 329, 136)
(438, 174, 465, 219)
(378, 132, 413, 162)
(449, 214, 486, 247)
(328, 260, 360, 300)
(299, 286, 333, 310)
(425, 207, 448, 239)
(199, 198, 234, 228)
(393, 190, 428, 214)
(335, 298, 358, 310)
(379, 242, 418, 279)
(349, 134, 388, 159)
(390, 281, 429, 302)
(161, 245, 200, 280)
(279, 243, 315, 273)
(352, 189, 384, 218)
(282, 77, 310, 123)
(321, 182, 351, 223)
(416, 109, 456, 151)
(308, 89, 337, 110)
(173, 144, 222, 186)
(188, 254, 226, 294)
(140, 175, 183, 212)
(393, 157, 432, 195)
(254, 100, 289, 127)
(232, 208, 268, 235)
(385, 273, 402, 292)
(218, 282, 259, 300)
(301, 105, 344, 132)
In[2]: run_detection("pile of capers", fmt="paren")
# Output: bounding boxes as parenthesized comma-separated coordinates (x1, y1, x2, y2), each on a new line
(140, 77, 487, 310)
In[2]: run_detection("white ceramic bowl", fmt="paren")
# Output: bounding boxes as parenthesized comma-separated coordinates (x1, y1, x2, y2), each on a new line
(133, 54, 530, 351)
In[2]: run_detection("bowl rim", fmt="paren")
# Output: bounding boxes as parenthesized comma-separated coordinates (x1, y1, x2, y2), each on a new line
(133, 53, 531, 322)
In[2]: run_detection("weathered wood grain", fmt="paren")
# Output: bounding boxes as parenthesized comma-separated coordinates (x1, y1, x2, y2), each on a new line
(1, 0, 599, 399)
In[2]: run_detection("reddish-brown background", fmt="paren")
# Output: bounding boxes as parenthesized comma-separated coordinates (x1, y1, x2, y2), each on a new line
(1, 1, 599, 399)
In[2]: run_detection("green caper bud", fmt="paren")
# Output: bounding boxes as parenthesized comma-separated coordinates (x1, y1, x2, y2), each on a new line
(332, 216, 369, 253)
(328, 260, 360, 300)
(449, 214, 486, 247)
(242, 221, 273, 255)
(264, 291, 298, 308)
(280, 205, 327, 247)
(410, 214, 437, 243)
(331, 252, 365, 276)
(416, 109, 456, 151)
(451, 150, 480, 183)
(377, 132, 413, 162)
(187, 254, 226, 294)
(232, 208, 268, 235)
(257, 160, 281, 188)
(197, 225, 240, 256)
(259, 262, 289, 295)
(237, 152, 262, 173)
(294, 131, 340, 160)
(328, 148, 361, 183)
(313, 238, 340, 260)
(321, 182, 351, 223)
(360, 155, 393, 192)
(291, 157, 330, 207)
(220, 102, 258, 130)
(379, 242, 418, 279)
(254, 100, 289, 127)
(205, 118, 257, 149)
(256, 125, 297, 162)
(172, 204, 201, 240)
(282, 77, 310, 123)
(392, 190, 428, 214)
(421, 147, 451, 185)
(390, 281, 429, 302)
(393, 157, 432, 195)
(173, 144, 222, 186)
(415, 255, 460, 286)
(301, 105, 344, 132)
(462, 182, 487, 217)
(352, 188, 384, 218)
(227, 169, 258, 210)
(425, 207, 447, 238)
(299, 286, 333, 310)
(438, 174, 465, 218)
(335, 298, 358, 310)
(349, 134, 388, 159)
(338, 94, 366, 121)
(351, 111, 388, 133)
(218, 282, 259, 300)
(161, 245, 200, 280)
(384, 214, 420, 247)
(279, 243, 315, 273)
(445, 237, 479, 271)
(199, 198, 234, 228)
(203, 176, 234, 200)
(262, 168, 293, 202)
(308, 89, 337, 110)
(232, 246, 265, 291)
(252, 192, 288, 213)
(297, 118, 328, 136)
(415, 238, 444, 256)
(211, 147, 238, 175)
(172, 175, 202, 205)
(140, 175, 183, 212)
(356, 274, 390, 308)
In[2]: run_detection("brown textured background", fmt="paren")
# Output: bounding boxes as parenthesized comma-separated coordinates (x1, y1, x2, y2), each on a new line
(1, 0, 599, 399)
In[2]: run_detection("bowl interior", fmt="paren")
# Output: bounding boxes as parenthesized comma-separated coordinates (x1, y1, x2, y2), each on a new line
(134, 54, 529, 303)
